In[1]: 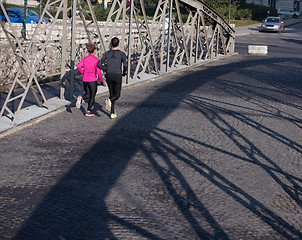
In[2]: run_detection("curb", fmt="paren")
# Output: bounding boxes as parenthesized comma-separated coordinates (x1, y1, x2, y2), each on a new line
(0, 107, 66, 140)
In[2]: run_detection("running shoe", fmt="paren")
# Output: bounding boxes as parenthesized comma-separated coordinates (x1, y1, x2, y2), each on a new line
(85, 111, 95, 117)
(110, 113, 117, 119)
(76, 96, 82, 109)
(105, 98, 112, 112)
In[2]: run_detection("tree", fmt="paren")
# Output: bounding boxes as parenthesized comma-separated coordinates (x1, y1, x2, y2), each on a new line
(204, 0, 238, 19)
(203, 0, 230, 9)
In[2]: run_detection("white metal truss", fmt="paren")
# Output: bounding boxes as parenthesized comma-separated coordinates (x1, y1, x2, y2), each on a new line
(0, 0, 235, 122)
(131, 0, 159, 80)
(0, 0, 65, 122)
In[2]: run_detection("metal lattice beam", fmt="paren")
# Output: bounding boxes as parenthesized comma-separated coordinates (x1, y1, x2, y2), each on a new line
(0, 0, 65, 122)
(0, 0, 235, 121)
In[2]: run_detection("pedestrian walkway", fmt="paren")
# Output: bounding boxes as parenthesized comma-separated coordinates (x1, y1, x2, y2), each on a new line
(0, 57, 233, 137)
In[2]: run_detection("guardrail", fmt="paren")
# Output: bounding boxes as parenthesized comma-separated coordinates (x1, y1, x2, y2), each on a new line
(0, 0, 235, 122)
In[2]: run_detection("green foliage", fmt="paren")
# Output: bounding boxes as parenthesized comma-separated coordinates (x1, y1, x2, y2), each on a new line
(245, 3, 268, 21)
(145, 7, 156, 17)
(235, 8, 252, 19)
(140, 0, 159, 7)
(204, 0, 238, 19)
(204, 0, 275, 21)
(203, 0, 230, 9)
(94, 4, 110, 21)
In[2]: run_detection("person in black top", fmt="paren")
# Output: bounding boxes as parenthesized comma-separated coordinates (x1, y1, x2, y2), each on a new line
(98, 37, 127, 119)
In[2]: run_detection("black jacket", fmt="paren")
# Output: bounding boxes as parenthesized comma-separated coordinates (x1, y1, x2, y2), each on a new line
(98, 49, 127, 76)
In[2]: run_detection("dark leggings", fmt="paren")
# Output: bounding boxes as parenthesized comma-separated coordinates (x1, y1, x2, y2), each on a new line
(106, 73, 122, 114)
(83, 81, 97, 111)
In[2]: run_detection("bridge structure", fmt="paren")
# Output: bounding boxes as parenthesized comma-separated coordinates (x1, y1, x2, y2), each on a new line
(0, 0, 235, 123)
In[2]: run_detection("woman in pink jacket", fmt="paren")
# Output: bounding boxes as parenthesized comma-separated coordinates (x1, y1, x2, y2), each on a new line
(76, 43, 103, 117)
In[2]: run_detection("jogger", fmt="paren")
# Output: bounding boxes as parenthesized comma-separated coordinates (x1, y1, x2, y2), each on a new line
(77, 43, 103, 117)
(98, 37, 127, 119)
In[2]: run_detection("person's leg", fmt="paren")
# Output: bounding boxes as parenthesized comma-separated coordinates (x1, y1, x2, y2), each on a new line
(106, 74, 114, 98)
(110, 80, 122, 114)
(77, 81, 88, 109)
(109, 74, 122, 115)
(87, 81, 97, 111)
(82, 81, 90, 101)
(105, 75, 114, 113)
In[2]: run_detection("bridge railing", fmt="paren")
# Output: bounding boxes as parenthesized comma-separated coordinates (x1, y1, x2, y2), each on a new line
(0, 0, 235, 122)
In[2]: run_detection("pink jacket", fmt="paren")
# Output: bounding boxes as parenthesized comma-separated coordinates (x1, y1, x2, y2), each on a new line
(77, 55, 103, 82)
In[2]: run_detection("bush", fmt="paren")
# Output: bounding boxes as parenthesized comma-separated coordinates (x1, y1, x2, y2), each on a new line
(235, 8, 252, 20)
(205, 0, 276, 22)
(94, 4, 110, 21)
(246, 3, 269, 21)
(145, 7, 156, 17)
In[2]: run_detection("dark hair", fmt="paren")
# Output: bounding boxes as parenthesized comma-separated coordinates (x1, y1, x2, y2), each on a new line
(86, 43, 96, 54)
(111, 37, 119, 48)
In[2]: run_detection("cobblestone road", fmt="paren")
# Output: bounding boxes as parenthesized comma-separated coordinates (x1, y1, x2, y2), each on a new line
(0, 37, 302, 239)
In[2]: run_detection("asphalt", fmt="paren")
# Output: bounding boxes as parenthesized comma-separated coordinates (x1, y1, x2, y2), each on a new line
(0, 16, 302, 240)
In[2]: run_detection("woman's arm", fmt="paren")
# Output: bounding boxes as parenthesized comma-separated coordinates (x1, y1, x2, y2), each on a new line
(77, 59, 84, 74)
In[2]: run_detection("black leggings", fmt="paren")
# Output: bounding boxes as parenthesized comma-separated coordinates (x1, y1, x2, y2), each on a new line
(106, 73, 122, 114)
(83, 81, 97, 111)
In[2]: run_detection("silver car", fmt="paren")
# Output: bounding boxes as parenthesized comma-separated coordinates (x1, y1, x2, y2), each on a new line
(260, 17, 285, 33)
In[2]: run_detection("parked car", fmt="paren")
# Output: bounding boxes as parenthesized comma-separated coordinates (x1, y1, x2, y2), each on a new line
(0, 8, 51, 24)
(260, 17, 285, 33)
(277, 9, 300, 18)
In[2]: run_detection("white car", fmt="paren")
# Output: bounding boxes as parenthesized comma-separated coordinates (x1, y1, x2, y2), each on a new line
(277, 9, 300, 17)
(260, 17, 285, 33)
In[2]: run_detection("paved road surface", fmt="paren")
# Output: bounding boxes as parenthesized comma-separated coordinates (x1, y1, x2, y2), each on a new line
(0, 22, 302, 240)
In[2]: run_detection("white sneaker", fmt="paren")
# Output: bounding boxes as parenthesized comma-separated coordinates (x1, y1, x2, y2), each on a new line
(76, 96, 82, 109)
(105, 98, 111, 112)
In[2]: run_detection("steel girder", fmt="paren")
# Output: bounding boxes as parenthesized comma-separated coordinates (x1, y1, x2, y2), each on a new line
(0, 0, 235, 121)
(0, 0, 65, 122)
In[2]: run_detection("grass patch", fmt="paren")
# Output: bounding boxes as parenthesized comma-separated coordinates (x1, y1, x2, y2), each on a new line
(231, 19, 261, 27)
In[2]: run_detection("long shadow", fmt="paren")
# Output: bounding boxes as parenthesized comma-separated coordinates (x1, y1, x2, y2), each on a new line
(154, 127, 302, 185)
(150, 128, 302, 239)
(208, 58, 302, 130)
(12, 57, 302, 239)
(186, 96, 302, 206)
(209, 79, 302, 129)
(142, 135, 230, 239)
(282, 38, 302, 45)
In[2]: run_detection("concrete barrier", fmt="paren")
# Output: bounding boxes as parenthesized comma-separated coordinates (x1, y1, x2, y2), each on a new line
(248, 45, 268, 55)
